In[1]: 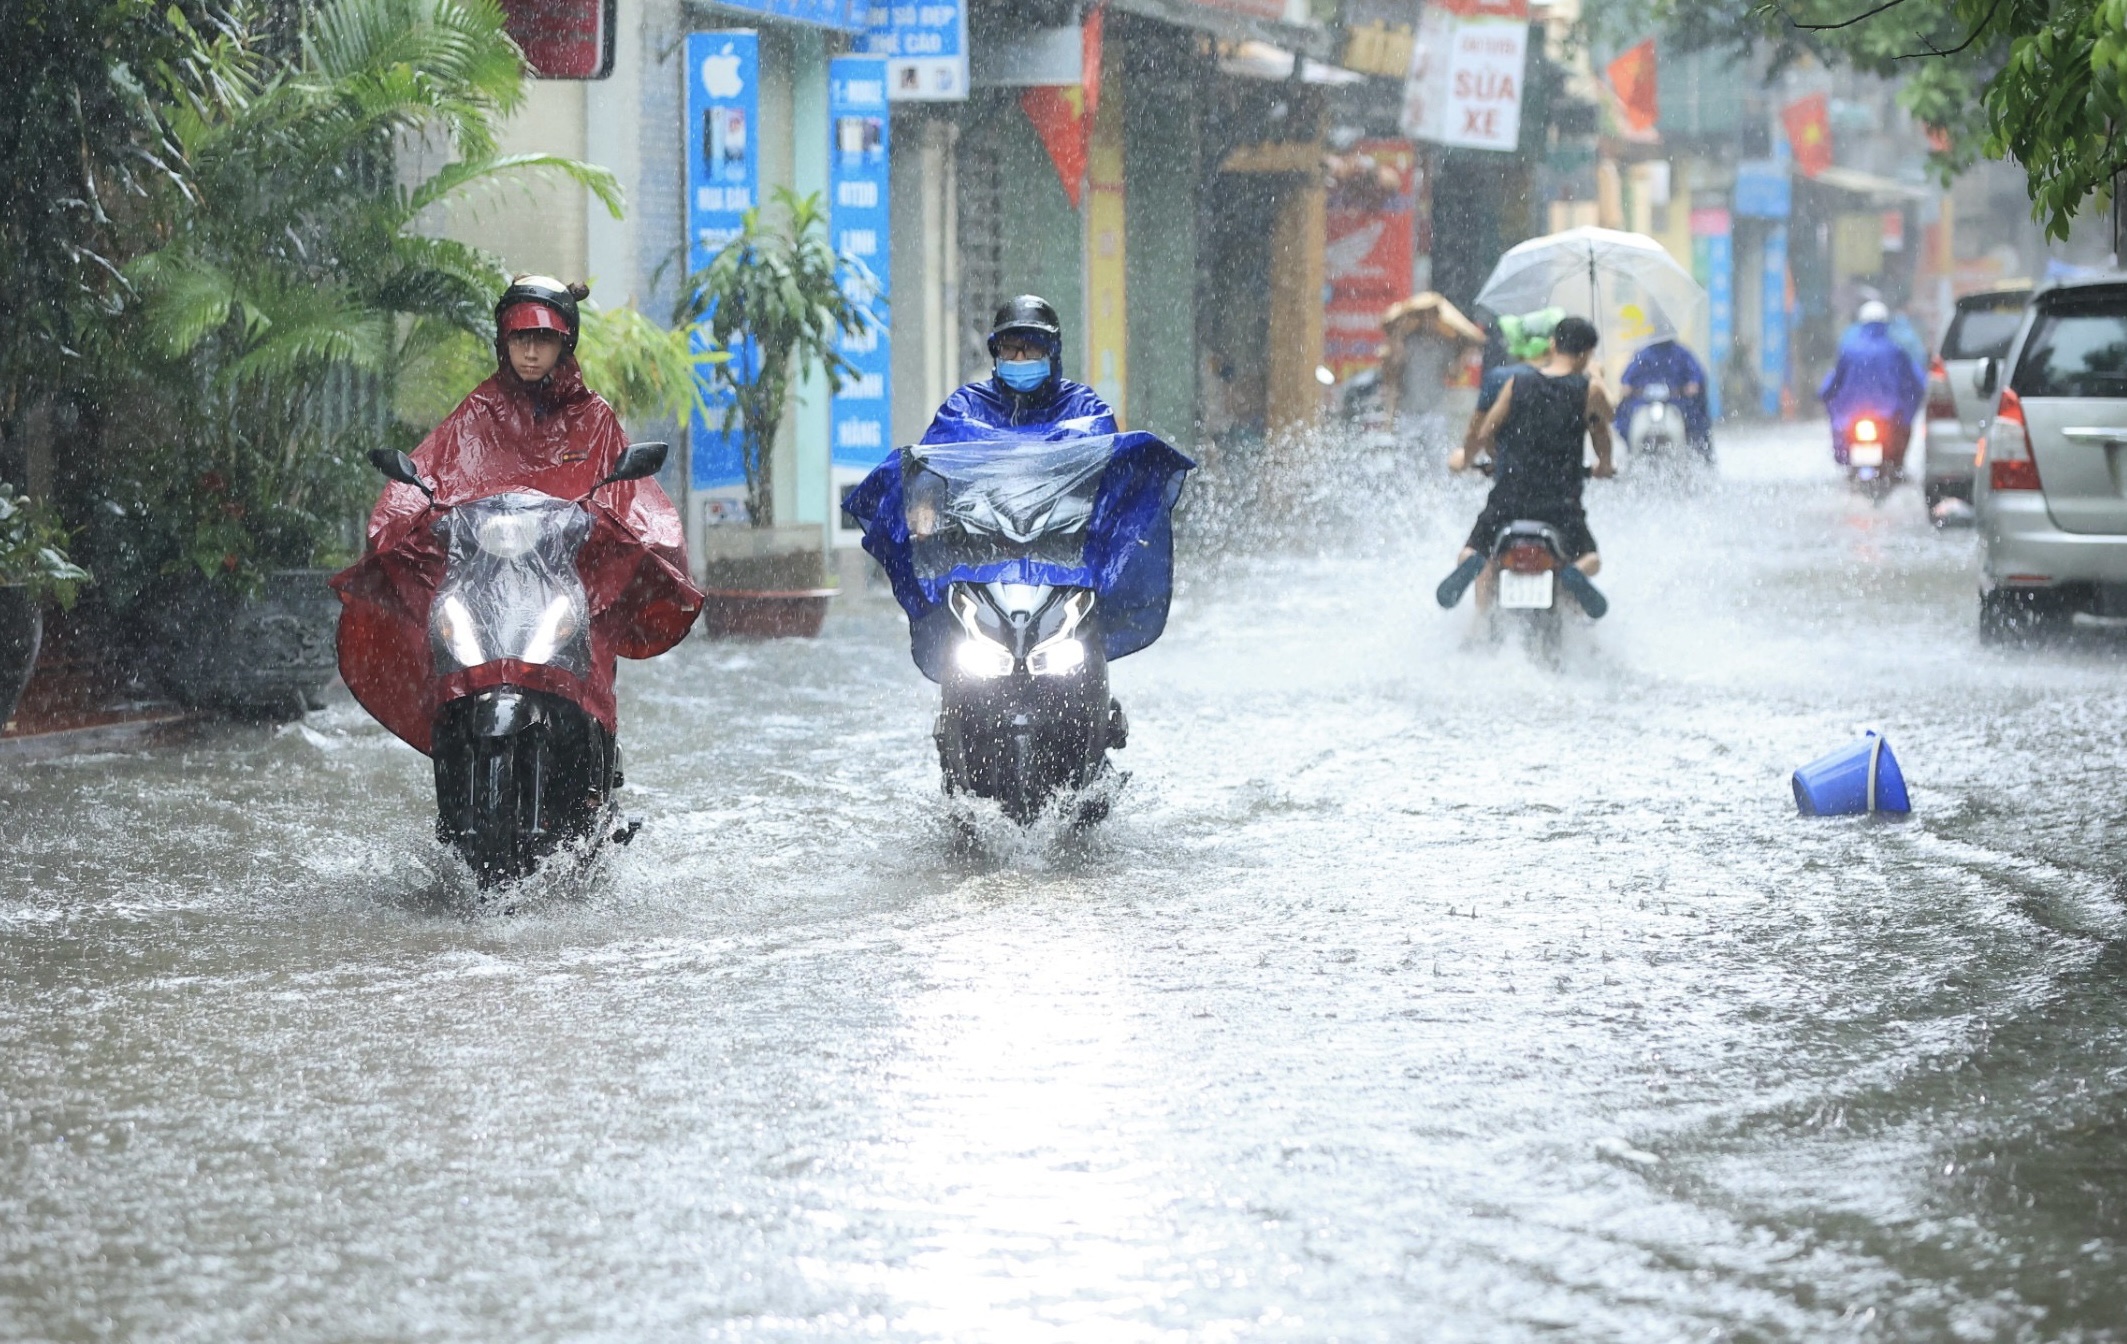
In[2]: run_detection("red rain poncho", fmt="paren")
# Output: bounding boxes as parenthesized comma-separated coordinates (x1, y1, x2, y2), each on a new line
(331, 360, 701, 754)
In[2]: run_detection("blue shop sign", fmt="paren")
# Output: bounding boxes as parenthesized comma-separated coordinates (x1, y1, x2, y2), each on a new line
(684, 31, 761, 493)
(1734, 159, 1791, 219)
(708, 0, 864, 31)
(860, 0, 967, 101)
(829, 56, 892, 469)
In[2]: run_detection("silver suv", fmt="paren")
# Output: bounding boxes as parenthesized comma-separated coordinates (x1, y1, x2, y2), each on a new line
(1926, 285, 2028, 518)
(1974, 277, 2127, 639)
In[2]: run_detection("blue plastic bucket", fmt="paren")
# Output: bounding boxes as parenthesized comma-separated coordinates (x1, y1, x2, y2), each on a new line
(1792, 731, 1910, 816)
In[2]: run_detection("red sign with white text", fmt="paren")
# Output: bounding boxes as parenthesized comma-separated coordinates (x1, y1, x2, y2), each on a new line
(501, 0, 614, 79)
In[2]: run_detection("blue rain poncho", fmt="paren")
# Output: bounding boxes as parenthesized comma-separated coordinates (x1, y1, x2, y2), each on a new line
(922, 375, 1119, 438)
(1819, 321, 1925, 443)
(843, 420, 1193, 683)
(1615, 339, 1712, 443)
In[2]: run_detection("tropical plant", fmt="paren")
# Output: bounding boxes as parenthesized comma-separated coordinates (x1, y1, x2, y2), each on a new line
(675, 189, 873, 527)
(0, 486, 91, 608)
(394, 302, 723, 433)
(96, 0, 622, 596)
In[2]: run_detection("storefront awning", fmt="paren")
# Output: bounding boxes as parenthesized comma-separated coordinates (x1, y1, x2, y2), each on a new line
(1106, 0, 1338, 60)
(1804, 166, 1937, 204)
(1217, 39, 1366, 85)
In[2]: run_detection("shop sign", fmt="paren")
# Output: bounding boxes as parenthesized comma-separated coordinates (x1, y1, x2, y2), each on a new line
(707, 0, 865, 31)
(829, 56, 893, 470)
(860, 0, 968, 101)
(684, 31, 761, 492)
(1323, 141, 1419, 381)
(1399, 0, 1529, 153)
(1733, 160, 1791, 219)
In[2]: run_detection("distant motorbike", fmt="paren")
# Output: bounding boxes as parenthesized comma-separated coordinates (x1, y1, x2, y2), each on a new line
(1838, 411, 1909, 504)
(362, 442, 670, 883)
(1624, 382, 1688, 464)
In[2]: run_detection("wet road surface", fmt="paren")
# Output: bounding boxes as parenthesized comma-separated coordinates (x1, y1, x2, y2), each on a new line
(8, 424, 2127, 1340)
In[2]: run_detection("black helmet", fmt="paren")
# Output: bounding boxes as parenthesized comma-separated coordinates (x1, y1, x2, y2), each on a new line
(987, 294, 1062, 356)
(496, 275, 587, 356)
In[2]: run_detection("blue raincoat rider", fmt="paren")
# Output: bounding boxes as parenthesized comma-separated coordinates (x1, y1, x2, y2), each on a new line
(922, 295, 1117, 442)
(1818, 300, 1926, 468)
(1614, 338, 1713, 457)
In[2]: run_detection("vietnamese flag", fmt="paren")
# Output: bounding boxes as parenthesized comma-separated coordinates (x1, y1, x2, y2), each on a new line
(1605, 39, 1658, 136)
(1783, 92, 1832, 178)
(1020, 3, 1105, 209)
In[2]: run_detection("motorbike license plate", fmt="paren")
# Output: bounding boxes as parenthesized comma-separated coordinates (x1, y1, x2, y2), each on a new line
(1498, 568, 1555, 610)
(1850, 443, 1884, 467)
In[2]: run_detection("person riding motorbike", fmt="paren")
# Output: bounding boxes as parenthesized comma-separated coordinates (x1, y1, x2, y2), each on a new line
(920, 295, 1117, 441)
(333, 275, 701, 757)
(1438, 315, 1614, 618)
(1614, 336, 1713, 459)
(1818, 299, 1925, 476)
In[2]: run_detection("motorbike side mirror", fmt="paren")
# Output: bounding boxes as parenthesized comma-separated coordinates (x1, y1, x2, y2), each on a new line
(602, 441, 670, 486)
(1974, 357, 1999, 397)
(368, 448, 433, 499)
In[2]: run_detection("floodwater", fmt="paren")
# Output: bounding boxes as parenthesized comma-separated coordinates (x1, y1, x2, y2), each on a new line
(7, 424, 2127, 1341)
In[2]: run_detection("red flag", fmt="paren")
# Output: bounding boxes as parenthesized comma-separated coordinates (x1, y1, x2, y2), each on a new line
(1782, 92, 1832, 178)
(1021, 86, 1088, 209)
(1605, 39, 1658, 136)
(1020, 3, 1104, 210)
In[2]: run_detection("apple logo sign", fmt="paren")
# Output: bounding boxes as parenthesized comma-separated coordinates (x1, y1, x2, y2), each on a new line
(702, 43, 745, 99)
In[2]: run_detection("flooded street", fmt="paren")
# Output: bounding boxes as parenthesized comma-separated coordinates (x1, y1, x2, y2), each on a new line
(10, 423, 2127, 1341)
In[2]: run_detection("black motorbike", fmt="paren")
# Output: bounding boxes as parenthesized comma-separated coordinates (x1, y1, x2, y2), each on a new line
(934, 578, 1124, 823)
(366, 443, 669, 884)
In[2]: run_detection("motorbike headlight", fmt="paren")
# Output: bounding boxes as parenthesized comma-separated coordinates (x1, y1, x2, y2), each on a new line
(953, 635, 1015, 680)
(433, 593, 485, 668)
(1027, 636, 1085, 677)
(474, 512, 541, 560)
(519, 594, 581, 666)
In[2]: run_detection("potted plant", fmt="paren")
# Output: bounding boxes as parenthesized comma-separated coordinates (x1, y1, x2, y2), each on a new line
(677, 188, 873, 637)
(76, 0, 622, 717)
(0, 485, 90, 727)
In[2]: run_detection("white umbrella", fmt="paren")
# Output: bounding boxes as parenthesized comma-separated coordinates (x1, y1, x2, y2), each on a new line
(1474, 227, 1709, 377)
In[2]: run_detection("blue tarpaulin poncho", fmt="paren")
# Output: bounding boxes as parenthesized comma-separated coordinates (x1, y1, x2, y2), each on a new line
(921, 375, 1120, 439)
(843, 417, 1193, 683)
(1614, 339, 1712, 443)
(1819, 321, 1925, 448)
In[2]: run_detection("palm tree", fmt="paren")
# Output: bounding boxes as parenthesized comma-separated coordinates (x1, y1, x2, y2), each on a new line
(107, 0, 624, 592)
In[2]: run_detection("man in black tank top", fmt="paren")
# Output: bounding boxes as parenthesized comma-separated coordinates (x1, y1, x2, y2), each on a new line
(1438, 315, 1615, 616)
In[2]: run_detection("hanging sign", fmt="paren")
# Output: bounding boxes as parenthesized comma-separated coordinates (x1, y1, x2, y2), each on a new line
(860, 0, 968, 101)
(829, 56, 892, 470)
(1399, 0, 1529, 152)
(1323, 141, 1419, 382)
(684, 31, 760, 496)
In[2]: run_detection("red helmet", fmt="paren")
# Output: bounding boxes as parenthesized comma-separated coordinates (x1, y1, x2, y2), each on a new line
(493, 275, 583, 355)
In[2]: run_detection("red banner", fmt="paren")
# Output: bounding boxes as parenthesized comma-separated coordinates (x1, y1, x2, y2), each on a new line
(1605, 39, 1658, 137)
(1782, 92, 1832, 178)
(1323, 141, 1419, 380)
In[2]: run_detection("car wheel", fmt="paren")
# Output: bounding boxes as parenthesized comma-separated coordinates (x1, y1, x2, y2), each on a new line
(1980, 588, 2069, 645)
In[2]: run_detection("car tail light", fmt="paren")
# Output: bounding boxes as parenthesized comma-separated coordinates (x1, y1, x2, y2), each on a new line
(1983, 386, 2042, 490)
(1853, 417, 1880, 444)
(1503, 544, 1553, 574)
(1926, 356, 1958, 421)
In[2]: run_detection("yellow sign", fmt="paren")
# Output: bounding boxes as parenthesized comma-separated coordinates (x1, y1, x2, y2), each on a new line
(1085, 75, 1127, 424)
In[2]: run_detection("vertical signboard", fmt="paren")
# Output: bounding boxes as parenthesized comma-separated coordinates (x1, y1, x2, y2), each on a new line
(1400, 0, 1529, 152)
(1691, 206, 1733, 421)
(684, 31, 760, 502)
(861, 0, 968, 101)
(1085, 84, 1127, 421)
(1324, 141, 1419, 383)
(829, 56, 892, 472)
(1761, 223, 1789, 417)
(501, 0, 616, 79)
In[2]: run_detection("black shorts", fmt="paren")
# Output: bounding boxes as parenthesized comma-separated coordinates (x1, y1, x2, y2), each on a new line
(1465, 497, 1597, 560)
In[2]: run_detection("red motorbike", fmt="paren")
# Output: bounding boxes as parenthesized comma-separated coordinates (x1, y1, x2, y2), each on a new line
(332, 442, 698, 884)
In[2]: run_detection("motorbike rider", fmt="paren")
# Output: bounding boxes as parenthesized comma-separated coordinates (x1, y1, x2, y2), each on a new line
(1614, 335, 1713, 458)
(1818, 299, 1925, 475)
(1437, 315, 1614, 619)
(334, 275, 700, 754)
(1458, 307, 1563, 466)
(920, 295, 1117, 442)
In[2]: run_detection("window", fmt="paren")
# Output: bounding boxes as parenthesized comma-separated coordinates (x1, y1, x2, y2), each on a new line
(1940, 294, 2026, 360)
(2013, 302, 2127, 399)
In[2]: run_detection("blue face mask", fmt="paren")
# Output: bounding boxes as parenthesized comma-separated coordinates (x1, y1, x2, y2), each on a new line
(996, 358, 1050, 392)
